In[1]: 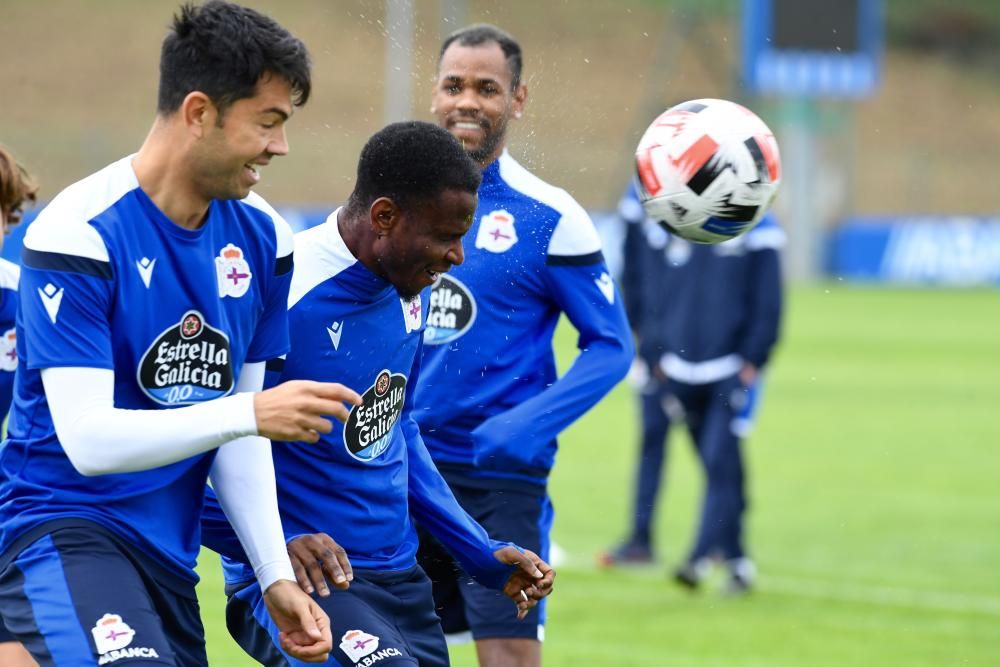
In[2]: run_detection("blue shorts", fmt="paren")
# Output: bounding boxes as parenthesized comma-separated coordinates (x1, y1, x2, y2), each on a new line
(0, 523, 206, 666)
(417, 481, 552, 641)
(226, 564, 447, 667)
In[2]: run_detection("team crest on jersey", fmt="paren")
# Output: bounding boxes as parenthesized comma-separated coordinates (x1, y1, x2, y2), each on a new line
(215, 243, 253, 298)
(401, 295, 422, 334)
(0, 328, 16, 372)
(91, 613, 159, 664)
(424, 274, 476, 345)
(343, 370, 406, 462)
(475, 209, 518, 253)
(340, 630, 379, 662)
(137, 310, 234, 405)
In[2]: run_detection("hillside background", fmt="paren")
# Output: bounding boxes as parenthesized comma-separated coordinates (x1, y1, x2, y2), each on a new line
(2, 0, 999, 221)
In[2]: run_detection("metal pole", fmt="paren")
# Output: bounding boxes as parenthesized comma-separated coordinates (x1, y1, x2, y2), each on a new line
(384, 0, 415, 124)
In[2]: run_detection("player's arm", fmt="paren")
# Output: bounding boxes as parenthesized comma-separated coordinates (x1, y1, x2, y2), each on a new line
(26, 217, 360, 475)
(210, 361, 334, 662)
(402, 347, 554, 612)
(470, 207, 634, 470)
(41, 367, 359, 475)
(737, 215, 785, 374)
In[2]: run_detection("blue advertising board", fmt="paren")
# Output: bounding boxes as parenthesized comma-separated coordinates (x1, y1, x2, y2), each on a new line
(830, 217, 1000, 286)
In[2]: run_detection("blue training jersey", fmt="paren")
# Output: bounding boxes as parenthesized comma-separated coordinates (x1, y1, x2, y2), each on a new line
(0, 259, 19, 418)
(0, 155, 294, 582)
(204, 212, 514, 591)
(415, 151, 634, 487)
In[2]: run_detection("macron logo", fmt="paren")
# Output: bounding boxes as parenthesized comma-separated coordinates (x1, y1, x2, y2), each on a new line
(595, 272, 615, 304)
(136, 257, 156, 288)
(38, 283, 64, 324)
(327, 321, 344, 350)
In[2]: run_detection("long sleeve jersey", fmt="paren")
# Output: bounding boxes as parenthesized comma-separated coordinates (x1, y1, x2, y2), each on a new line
(414, 151, 634, 488)
(619, 180, 784, 383)
(202, 212, 516, 591)
(0, 155, 293, 583)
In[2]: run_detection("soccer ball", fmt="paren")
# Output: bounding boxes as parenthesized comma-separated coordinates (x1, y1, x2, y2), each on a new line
(635, 98, 781, 244)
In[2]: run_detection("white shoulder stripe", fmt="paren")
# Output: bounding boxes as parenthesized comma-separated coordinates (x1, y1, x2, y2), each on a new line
(495, 152, 602, 256)
(23, 156, 138, 262)
(288, 209, 357, 309)
(0, 258, 19, 290)
(242, 191, 294, 258)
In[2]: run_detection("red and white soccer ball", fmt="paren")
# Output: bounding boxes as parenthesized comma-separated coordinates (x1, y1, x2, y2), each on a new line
(635, 98, 781, 244)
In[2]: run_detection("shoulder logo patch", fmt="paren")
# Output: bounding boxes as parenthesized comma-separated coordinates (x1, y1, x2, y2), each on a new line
(215, 243, 253, 298)
(475, 209, 518, 253)
(136, 257, 156, 288)
(38, 283, 64, 324)
(0, 328, 16, 372)
(327, 321, 344, 350)
(401, 295, 422, 334)
(595, 272, 615, 304)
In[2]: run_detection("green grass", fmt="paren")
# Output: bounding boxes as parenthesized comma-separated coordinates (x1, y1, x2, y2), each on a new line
(197, 284, 1000, 666)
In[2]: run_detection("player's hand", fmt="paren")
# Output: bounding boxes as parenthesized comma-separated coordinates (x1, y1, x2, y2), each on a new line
(738, 363, 758, 386)
(288, 532, 353, 597)
(262, 579, 332, 662)
(255, 380, 362, 443)
(493, 547, 555, 620)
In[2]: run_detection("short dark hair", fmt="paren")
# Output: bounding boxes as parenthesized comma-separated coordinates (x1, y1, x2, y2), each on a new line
(157, 1, 311, 115)
(347, 121, 481, 214)
(439, 24, 523, 90)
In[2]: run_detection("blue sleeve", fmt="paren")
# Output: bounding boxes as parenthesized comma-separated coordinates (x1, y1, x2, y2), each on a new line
(737, 245, 783, 369)
(19, 254, 114, 370)
(404, 342, 516, 591)
(245, 254, 292, 363)
(621, 215, 646, 332)
(471, 256, 634, 469)
(200, 484, 248, 562)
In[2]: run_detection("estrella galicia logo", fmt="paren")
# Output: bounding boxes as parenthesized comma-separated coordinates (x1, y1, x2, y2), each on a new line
(344, 370, 406, 461)
(424, 274, 476, 345)
(137, 310, 234, 405)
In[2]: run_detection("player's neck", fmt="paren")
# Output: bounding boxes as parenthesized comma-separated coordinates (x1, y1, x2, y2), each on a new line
(477, 144, 506, 171)
(337, 209, 380, 277)
(132, 123, 212, 231)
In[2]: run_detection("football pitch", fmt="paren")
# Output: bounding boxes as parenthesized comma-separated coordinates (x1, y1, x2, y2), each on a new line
(197, 284, 1000, 666)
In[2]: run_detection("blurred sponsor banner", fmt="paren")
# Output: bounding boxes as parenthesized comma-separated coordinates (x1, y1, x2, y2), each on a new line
(830, 217, 1000, 285)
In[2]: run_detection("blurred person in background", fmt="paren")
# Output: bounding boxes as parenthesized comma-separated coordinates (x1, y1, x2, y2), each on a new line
(415, 24, 633, 667)
(0, 143, 38, 667)
(600, 180, 784, 595)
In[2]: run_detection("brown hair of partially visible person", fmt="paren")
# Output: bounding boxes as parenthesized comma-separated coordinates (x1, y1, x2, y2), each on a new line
(0, 146, 39, 228)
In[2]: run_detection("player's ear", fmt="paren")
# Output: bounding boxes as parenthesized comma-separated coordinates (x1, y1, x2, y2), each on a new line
(370, 197, 401, 237)
(511, 83, 528, 119)
(180, 92, 215, 138)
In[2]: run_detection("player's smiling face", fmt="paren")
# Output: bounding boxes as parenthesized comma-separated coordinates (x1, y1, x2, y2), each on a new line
(195, 74, 294, 200)
(432, 42, 527, 167)
(377, 188, 477, 299)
